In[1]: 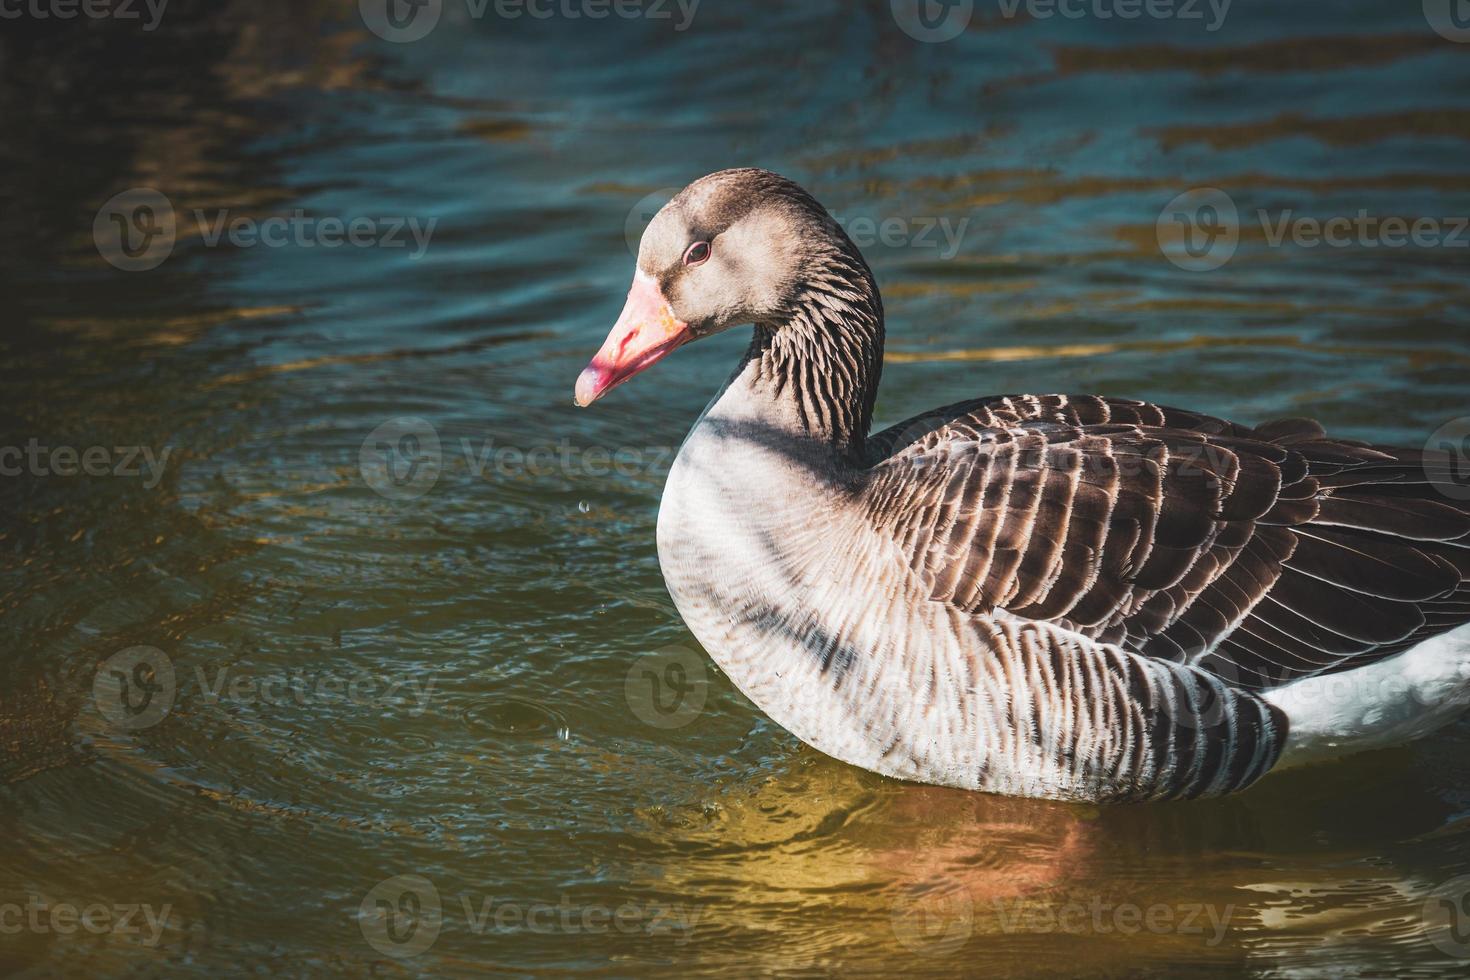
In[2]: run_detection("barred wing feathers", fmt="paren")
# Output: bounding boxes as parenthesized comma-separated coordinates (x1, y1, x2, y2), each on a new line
(862, 395, 1470, 690)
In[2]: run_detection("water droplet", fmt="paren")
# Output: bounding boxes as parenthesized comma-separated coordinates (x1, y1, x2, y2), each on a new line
(462, 698, 565, 737)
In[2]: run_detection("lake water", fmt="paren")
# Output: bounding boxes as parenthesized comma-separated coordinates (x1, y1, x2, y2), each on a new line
(3, 0, 1470, 975)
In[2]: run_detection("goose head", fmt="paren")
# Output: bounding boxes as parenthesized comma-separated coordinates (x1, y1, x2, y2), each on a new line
(574, 168, 851, 407)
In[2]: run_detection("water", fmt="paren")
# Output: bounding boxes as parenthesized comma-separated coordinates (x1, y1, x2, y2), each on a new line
(3, 0, 1470, 974)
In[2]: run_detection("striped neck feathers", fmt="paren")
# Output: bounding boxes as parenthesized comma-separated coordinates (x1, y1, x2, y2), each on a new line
(743, 242, 884, 460)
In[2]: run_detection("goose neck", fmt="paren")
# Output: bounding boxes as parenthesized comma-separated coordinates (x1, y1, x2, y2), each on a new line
(735, 255, 885, 459)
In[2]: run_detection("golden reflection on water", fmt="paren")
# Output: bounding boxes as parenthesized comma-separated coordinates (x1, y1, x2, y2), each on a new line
(1050, 33, 1463, 76)
(886, 333, 1470, 368)
(1151, 108, 1470, 152)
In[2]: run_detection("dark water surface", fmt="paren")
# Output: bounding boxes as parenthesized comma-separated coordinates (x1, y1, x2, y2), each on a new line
(3, 0, 1470, 975)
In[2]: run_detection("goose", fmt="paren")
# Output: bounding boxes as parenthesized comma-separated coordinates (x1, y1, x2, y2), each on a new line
(574, 168, 1470, 803)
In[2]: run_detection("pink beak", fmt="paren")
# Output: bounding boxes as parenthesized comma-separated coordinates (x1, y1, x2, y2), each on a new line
(575, 272, 690, 407)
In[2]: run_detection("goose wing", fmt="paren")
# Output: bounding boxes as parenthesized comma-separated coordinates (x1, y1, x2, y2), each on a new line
(861, 395, 1470, 690)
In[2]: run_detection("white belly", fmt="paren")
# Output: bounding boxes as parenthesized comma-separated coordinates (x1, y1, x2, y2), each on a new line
(655, 416, 999, 787)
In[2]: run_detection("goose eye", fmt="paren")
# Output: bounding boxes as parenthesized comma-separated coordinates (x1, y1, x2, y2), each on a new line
(683, 241, 711, 266)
